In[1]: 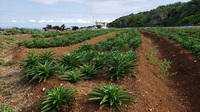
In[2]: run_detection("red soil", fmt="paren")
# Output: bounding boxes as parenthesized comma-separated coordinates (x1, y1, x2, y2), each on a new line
(142, 32, 200, 112)
(133, 35, 186, 112)
(0, 31, 200, 112)
(15, 34, 33, 41)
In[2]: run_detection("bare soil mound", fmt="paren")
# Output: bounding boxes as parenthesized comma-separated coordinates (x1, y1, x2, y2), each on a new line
(142, 32, 200, 112)
(15, 34, 33, 41)
(133, 35, 186, 112)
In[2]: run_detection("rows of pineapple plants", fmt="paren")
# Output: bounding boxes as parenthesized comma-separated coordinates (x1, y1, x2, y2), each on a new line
(21, 28, 141, 112)
(151, 28, 200, 39)
(141, 28, 200, 58)
(18, 29, 116, 48)
(32, 31, 66, 38)
(32, 30, 78, 38)
(169, 28, 200, 38)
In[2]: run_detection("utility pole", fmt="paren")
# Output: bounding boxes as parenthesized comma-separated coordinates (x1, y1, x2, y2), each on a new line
(93, 15, 96, 28)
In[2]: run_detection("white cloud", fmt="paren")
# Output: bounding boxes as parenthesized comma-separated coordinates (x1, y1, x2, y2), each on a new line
(38, 19, 54, 23)
(30, 0, 84, 5)
(86, 0, 148, 15)
(76, 19, 91, 24)
(96, 20, 112, 23)
(29, 0, 149, 17)
(55, 19, 75, 23)
(19, 21, 26, 23)
(11, 20, 17, 23)
(37, 19, 91, 24)
(29, 19, 36, 22)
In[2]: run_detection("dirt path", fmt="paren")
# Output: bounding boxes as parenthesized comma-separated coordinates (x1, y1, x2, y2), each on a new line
(133, 34, 186, 112)
(15, 34, 33, 41)
(139, 32, 200, 112)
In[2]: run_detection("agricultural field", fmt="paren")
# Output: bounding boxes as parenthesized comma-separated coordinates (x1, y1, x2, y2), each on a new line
(0, 28, 200, 112)
(142, 28, 200, 57)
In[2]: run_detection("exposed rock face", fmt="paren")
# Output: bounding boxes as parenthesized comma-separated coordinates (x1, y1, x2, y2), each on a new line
(148, 12, 169, 22)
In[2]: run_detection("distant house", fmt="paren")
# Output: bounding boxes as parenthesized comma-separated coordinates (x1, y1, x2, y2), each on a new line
(95, 21, 109, 29)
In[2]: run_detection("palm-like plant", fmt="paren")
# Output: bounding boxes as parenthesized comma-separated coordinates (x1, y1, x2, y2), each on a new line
(108, 51, 137, 80)
(60, 71, 84, 83)
(40, 86, 77, 112)
(77, 51, 97, 64)
(57, 65, 69, 75)
(88, 83, 136, 112)
(92, 53, 108, 69)
(24, 61, 58, 82)
(39, 51, 55, 63)
(74, 43, 94, 52)
(60, 52, 80, 69)
(80, 64, 97, 79)
(22, 51, 39, 68)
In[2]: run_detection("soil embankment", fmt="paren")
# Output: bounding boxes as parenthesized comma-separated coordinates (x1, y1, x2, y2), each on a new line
(140, 32, 200, 112)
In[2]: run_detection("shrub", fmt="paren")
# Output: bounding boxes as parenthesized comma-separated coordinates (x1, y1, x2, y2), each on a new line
(40, 86, 77, 112)
(88, 83, 136, 112)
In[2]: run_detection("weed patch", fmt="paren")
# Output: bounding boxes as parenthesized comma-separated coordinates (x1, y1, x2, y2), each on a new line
(145, 38, 176, 79)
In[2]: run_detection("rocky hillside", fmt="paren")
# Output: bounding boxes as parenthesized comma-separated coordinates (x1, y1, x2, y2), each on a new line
(109, 0, 200, 27)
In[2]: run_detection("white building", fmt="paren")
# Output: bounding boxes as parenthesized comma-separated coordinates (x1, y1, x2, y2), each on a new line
(95, 21, 109, 29)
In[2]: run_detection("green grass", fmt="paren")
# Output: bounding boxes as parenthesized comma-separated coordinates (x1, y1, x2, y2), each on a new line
(0, 103, 13, 112)
(2, 61, 16, 66)
(0, 36, 16, 50)
(0, 58, 3, 65)
(145, 38, 176, 79)
(157, 59, 176, 79)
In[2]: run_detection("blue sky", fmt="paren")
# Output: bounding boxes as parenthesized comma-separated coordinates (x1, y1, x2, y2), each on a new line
(0, 0, 190, 28)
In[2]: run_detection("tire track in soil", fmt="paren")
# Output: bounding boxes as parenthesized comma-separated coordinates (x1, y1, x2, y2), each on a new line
(140, 32, 200, 112)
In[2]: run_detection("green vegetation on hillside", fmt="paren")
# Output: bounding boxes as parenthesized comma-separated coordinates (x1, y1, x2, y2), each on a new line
(110, 0, 200, 27)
